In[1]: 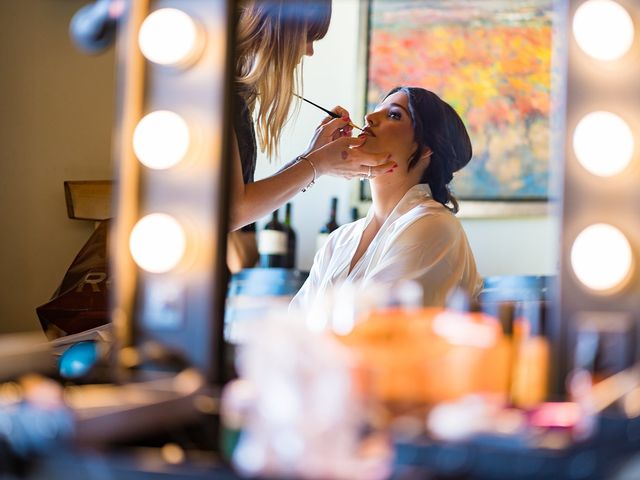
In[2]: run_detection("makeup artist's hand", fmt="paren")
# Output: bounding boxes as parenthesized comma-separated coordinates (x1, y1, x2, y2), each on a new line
(302, 105, 354, 156)
(307, 135, 396, 180)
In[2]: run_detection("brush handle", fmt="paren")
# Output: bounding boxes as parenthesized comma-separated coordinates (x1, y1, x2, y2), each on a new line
(294, 94, 364, 131)
(296, 95, 340, 118)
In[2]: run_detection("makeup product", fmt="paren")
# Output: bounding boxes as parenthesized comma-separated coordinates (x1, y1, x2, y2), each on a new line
(510, 301, 550, 409)
(293, 94, 364, 132)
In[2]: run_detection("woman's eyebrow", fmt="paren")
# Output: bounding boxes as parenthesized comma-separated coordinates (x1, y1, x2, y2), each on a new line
(388, 102, 411, 115)
(374, 102, 411, 116)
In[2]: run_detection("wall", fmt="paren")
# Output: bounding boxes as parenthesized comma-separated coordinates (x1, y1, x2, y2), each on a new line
(0, 1, 115, 334)
(255, 0, 560, 277)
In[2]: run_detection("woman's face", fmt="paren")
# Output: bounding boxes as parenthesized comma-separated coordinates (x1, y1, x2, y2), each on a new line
(358, 91, 418, 165)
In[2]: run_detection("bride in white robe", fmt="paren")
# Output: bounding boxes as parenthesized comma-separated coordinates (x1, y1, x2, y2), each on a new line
(291, 87, 483, 311)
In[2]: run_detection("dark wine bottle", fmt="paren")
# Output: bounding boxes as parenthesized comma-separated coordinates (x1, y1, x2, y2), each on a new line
(316, 197, 339, 251)
(283, 202, 297, 269)
(350, 206, 359, 222)
(258, 209, 287, 268)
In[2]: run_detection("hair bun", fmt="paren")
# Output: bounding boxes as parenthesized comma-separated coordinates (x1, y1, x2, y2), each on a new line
(441, 102, 472, 172)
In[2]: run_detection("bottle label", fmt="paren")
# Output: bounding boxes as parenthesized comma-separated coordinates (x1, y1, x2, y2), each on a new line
(316, 233, 330, 252)
(258, 230, 287, 255)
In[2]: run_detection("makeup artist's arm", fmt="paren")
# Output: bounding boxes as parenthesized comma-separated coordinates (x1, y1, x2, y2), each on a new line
(228, 132, 318, 231)
(228, 123, 393, 231)
(274, 106, 356, 171)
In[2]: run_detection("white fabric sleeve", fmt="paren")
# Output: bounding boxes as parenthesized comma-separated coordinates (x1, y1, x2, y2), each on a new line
(289, 236, 334, 313)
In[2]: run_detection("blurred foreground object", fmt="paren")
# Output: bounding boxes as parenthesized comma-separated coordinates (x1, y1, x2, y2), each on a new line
(0, 333, 53, 381)
(221, 314, 392, 479)
(338, 307, 511, 408)
(0, 370, 218, 476)
(225, 268, 308, 344)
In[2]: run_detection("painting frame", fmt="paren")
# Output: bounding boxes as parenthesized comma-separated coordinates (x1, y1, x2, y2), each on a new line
(356, 0, 563, 218)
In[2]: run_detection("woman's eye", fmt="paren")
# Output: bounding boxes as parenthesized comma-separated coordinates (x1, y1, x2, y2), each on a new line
(388, 110, 401, 120)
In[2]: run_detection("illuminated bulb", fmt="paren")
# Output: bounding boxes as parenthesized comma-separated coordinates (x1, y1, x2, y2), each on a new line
(573, 111, 633, 177)
(138, 8, 200, 66)
(133, 111, 190, 169)
(571, 223, 633, 292)
(130, 214, 186, 273)
(161, 443, 185, 464)
(573, 0, 634, 61)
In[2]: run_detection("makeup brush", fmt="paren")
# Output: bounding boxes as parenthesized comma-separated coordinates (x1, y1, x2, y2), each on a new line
(294, 94, 365, 132)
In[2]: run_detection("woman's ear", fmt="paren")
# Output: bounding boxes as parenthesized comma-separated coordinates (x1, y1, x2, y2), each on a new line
(422, 147, 433, 161)
(419, 147, 433, 169)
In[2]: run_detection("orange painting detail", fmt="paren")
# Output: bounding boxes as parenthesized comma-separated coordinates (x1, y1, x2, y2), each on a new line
(367, 0, 557, 200)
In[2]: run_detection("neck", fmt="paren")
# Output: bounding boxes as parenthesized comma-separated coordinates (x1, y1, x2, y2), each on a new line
(369, 173, 421, 225)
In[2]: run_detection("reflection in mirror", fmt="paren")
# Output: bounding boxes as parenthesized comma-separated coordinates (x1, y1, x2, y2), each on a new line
(1, 1, 562, 336)
(255, 0, 560, 280)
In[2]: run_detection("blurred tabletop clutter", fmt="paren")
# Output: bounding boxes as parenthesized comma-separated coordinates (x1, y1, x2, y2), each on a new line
(2, 271, 640, 479)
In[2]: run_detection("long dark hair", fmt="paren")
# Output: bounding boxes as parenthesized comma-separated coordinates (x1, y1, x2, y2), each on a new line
(385, 87, 472, 214)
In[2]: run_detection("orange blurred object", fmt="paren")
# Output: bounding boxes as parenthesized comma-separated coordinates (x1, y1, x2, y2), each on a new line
(337, 307, 511, 407)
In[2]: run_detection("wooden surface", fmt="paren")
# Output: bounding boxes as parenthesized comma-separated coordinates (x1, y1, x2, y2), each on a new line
(64, 180, 113, 221)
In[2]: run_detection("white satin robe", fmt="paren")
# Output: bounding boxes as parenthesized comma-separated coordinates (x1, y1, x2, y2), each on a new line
(291, 184, 483, 311)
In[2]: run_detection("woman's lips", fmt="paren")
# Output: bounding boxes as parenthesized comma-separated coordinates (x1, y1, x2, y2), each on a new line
(362, 126, 376, 137)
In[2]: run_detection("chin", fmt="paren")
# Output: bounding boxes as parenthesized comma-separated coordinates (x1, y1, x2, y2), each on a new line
(356, 141, 380, 155)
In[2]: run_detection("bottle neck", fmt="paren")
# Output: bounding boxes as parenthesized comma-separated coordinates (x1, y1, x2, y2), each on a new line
(328, 198, 338, 223)
(284, 204, 292, 226)
(265, 210, 280, 230)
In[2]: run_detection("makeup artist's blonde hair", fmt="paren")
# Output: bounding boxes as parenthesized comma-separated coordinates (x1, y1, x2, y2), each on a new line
(236, 0, 331, 159)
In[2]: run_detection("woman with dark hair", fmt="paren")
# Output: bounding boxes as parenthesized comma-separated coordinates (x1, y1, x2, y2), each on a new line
(291, 87, 482, 309)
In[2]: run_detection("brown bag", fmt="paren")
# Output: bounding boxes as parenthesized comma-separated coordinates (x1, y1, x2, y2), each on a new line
(36, 220, 110, 340)
(36, 219, 256, 339)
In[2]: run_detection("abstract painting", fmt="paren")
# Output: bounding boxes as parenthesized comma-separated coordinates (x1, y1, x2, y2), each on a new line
(367, 0, 558, 201)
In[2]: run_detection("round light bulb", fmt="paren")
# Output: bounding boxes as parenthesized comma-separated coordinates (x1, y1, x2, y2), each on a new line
(133, 110, 190, 169)
(130, 214, 186, 273)
(138, 8, 200, 66)
(573, 0, 634, 61)
(573, 111, 634, 177)
(571, 223, 633, 292)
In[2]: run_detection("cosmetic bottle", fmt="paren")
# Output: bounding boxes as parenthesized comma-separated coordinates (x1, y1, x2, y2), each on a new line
(510, 301, 550, 409)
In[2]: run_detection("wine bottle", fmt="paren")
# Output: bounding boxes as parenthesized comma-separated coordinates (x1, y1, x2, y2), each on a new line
(316, 197, 339, 252)
(350, 206, 359, 222)
(258, 209, 287, 268)
(283, 202, 297, 269)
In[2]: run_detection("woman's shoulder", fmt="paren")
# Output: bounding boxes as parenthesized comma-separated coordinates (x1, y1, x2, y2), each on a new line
(392, 200, 463, 244)
(404, 197, 460, 225)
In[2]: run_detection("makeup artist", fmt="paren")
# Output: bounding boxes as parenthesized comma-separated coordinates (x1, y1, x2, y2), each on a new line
(230, 0, 395, 231)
